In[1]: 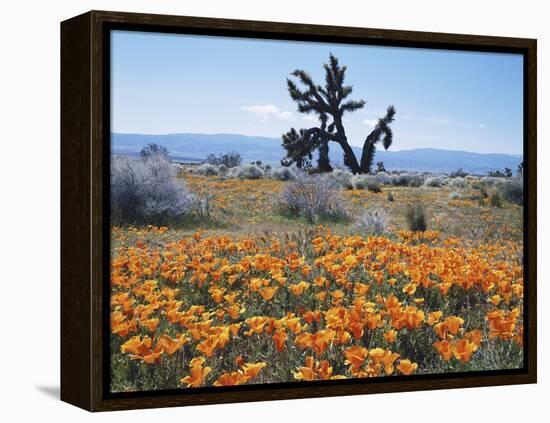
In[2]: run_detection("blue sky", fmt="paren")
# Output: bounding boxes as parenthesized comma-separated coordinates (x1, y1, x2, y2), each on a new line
(111, 30, 524, 155)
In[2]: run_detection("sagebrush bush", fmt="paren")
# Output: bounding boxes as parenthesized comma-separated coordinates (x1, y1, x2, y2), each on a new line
(480, 176, 504, 187)
(367, 180, 382, 193)
(351, 174, 370, 190)
(216, 164, 228, 176)
(227, 164, 264, 179)
(111, 155, 195, 224)
(449, 191, 460, 200)
(499, 179, 523, 205)
(391, 173, 412, 186)
(387, 191, 394, 202)
(405, 203, 428, 232)
(270, 166, 298, 181)
(489, 190, 503, 208)
(278, 176, 350, 223)
(355, 208, 389, 236)
(374, 171, 392, 185)
(330, 169, 353, 189)
(450, 177, 468, 189)
(424, 176, 447, 187)
(196, 163, 218, 176)
(350, 175, 382, 192)
(408, 175, 425, 188)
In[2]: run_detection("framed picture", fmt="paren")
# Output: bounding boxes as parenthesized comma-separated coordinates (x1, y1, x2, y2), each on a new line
(61, 10, 537, 411)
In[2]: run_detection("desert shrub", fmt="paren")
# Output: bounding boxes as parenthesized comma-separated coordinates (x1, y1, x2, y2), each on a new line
(449, 191, 460, 200)
(216, 164, 228, 176)
(239, 164, 264, 179)
(330, 169, 353, 189)
(391, 173, 412, 186)
(196, 163, 218, 176)
(355, 208, 389, 236)
(227, 164, 264, 179)
(111, 155, 195, 224)
(270, 166, 298, 181)
(205, 151, 242, 168)
(351, 175, 382, 192)
(480, 176, 505, 187)
(367, 180, 382, 193)
(499, 179, 523, 205)
(450, 177, 468, 189)
(351, 174, 369, 190)
(387, 191, 394, 202)
(479, 184, 489, 199)
(424, 176, 447, 187)
(374, 171, 392, 185)
(489, 190, 503, 208)
(468, 179, 481, 189)
(278, 176, 350, 223)
(405, 203, 428, 232)
(408, 175, 425, 187)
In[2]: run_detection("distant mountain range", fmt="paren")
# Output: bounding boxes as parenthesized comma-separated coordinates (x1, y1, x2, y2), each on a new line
(112, 132, 522, 175)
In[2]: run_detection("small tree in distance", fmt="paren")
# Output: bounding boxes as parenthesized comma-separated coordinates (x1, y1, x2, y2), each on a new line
(206, 152, 242, 168)
(140, 143, 169, 159)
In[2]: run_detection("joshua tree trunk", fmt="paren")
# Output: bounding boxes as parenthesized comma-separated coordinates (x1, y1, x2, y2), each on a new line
(317, 138, 333, 172)
(360, 137, 376, 174)
(335, 121, 361, 173)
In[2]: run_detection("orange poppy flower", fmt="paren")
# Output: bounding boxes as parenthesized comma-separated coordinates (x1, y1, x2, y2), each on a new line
(344, 345, 369, 370)
(213, 372, 246, 386)
(241, 362, 267, 380)
(452, 338, 477, 363)
(181, 358, 212, 388)
(259, 286, 278, 301)
(384, 329, 397, 344)
(396, 359, 418, 375)
(433, 339, 453, 361)
(158, 334, 187, 355)
(272, 330, 288, 352)
(244, 316, 269, 336)
(289, 281, 311, 296)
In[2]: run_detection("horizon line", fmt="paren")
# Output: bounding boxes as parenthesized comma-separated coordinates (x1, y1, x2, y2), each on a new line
(111, 131, 523, 157)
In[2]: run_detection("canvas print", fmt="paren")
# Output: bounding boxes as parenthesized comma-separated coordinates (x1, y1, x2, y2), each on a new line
(109, 31, 524, 393)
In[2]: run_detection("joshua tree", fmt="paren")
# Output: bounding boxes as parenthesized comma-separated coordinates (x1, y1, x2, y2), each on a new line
(284, 54, 396, 174)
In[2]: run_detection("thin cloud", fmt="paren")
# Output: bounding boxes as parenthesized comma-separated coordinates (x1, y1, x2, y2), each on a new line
(241, 104, 295, 122)
(363, 118, 379, 127)
(302, 115, 319, 123)
(424, 117, 451, 125)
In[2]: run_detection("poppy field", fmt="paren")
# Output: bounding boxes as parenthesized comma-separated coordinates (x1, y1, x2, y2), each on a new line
(109, 173, 524, 393)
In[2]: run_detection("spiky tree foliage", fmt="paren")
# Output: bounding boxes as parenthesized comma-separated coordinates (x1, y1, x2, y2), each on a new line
(360, 105, 396, 173)
(281, 128, 315, 169)
(284, 54, 395, 174)
(281, 126, 333, 171)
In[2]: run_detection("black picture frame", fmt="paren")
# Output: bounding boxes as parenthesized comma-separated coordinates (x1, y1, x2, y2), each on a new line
(61, 10, 537, 411)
